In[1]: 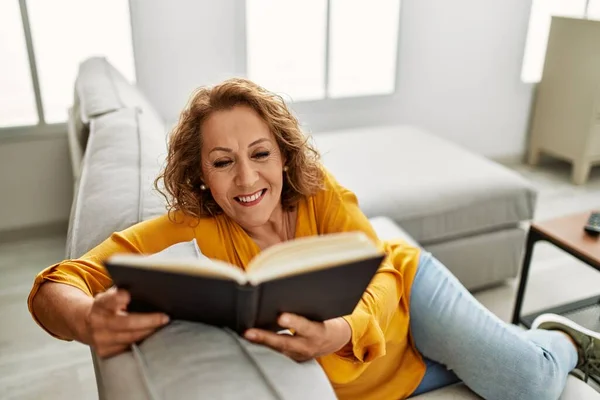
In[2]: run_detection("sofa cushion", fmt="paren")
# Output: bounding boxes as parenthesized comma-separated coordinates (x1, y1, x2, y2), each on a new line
(144, 238, 207, 261)
(75, 57, 120, 123)
(425, 227, 525, 290)
(66, 108, 168, 258)
(73, 57, 164, 152)
(411, 376, 600, 399)
(93, 321, 337, 400)
(313, 125, 537, 244)
(369, 216, 419, 246)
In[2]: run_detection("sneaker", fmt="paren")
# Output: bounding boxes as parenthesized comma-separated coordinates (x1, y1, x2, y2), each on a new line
(532, 313, 600, 383)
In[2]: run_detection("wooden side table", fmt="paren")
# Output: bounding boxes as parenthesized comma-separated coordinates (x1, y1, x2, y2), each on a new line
(512, 211, 600, 330)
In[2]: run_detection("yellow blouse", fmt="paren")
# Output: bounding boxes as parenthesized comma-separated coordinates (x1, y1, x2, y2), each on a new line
(28, 171, 425, 400)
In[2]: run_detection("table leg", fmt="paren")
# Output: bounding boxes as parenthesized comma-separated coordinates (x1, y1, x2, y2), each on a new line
(511, 229, 540, 325)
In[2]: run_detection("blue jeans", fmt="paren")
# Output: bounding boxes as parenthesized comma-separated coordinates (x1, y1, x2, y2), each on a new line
(408, 251, 578, 399)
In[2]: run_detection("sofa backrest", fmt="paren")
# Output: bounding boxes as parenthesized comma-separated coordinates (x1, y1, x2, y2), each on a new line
(71, 57, 164, 164)
(66, 57, 171, 258)
(66, 107, 169, 258)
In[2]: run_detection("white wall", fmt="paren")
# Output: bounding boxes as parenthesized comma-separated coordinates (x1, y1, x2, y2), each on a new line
(0, 134, 72, 232)
(131, 0, 535, 159)
(0, 0, 535, 232)
(393, 0, 535, 158)
(129, 0, 241, 122)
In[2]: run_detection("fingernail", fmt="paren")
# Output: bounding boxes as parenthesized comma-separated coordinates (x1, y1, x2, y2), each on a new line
(279, 314, 290, 325)
(162, 315, 170, 324)
(245, 331, 257, 340)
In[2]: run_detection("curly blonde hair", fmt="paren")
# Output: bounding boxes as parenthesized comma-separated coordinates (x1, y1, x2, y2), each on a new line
(155, 78, 324, 219)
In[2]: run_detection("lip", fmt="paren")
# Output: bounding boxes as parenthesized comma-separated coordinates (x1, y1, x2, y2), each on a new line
(234, 189, 266, 207)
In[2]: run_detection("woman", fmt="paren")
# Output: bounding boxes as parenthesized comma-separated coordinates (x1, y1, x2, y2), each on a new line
(29, 78, 599, 399)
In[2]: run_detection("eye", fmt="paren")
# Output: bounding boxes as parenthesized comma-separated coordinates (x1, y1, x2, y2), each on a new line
(213, 159, 232, 168)
(253, 151, 270, 159)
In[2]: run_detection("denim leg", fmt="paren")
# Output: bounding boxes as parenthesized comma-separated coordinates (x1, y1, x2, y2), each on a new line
(408, 251, 578, 400)
(409, 357, 460, 397)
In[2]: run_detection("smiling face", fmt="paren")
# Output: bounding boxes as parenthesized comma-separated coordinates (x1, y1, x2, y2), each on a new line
(200, 105, 285, 229)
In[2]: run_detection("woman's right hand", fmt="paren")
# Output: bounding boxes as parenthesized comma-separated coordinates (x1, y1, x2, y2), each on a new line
(82, 287, 170, 358)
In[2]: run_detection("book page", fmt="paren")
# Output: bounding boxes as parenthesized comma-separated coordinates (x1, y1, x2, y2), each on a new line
(106, 254, 248, 285)
(246, 232, 383, 284)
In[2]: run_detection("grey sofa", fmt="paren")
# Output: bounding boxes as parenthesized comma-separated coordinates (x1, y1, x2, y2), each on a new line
(65, 57, 599, 399)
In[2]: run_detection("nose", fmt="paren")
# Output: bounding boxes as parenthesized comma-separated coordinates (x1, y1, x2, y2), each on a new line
(234, 158, 259, 189)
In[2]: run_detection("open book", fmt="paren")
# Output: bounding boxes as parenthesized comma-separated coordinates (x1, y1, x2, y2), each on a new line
(104, 232, 385, 333)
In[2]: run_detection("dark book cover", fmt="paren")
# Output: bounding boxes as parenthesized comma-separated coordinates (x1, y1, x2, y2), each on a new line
(104, 254, 384, 334)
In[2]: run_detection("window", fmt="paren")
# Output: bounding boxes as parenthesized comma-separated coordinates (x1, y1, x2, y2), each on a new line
(521, 0, 600, 83)
(0, 0, 135, 130)
(27, 0, 135, 123)
(328, 0, 400, 98)
(0, 0, 37, 127)
(245, 0, 401, 101)
(246, 0, 327, 101)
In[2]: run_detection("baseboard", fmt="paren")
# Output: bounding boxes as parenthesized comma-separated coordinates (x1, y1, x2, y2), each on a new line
(0, 221, 68, 244)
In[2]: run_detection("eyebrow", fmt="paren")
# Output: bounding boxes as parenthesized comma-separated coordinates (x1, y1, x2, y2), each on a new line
(208, 138, 270, 155)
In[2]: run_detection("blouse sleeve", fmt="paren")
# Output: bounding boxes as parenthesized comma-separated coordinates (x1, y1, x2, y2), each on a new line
(27, 213, 195, 337)
(313, 170, 419, 376)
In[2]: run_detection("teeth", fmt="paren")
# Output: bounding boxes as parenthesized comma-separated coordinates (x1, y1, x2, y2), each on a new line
(238, 190, 263, 203)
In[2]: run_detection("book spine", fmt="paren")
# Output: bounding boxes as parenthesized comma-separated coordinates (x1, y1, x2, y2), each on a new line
(235, 285, 259, 334)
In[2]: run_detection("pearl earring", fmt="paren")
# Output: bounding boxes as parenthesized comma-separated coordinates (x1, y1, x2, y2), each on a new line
(200, 184, 207, 190)
(283, 166, 289, 172)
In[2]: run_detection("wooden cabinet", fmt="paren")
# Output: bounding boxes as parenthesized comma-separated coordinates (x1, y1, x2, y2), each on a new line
(528, 16, 600, 184)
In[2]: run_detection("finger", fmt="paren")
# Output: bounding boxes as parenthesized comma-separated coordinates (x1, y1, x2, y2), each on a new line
(106, 312, 169, 332)
(245, 329, 307, 358)
(94, 288, 130, 313)
(278, 313, 320, 337)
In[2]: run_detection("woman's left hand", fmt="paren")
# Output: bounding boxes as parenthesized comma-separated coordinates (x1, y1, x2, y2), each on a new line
(244, 313, 352, 362)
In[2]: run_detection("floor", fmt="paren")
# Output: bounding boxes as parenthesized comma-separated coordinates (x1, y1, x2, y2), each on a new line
(0, 235, 96, 399)
(1, 160, 600, 399)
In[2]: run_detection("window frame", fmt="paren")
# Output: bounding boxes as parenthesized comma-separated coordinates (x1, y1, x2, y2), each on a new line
(0, 0, 133, 141)
(237, 0, 403, 104)
(0, 0, 55, 139)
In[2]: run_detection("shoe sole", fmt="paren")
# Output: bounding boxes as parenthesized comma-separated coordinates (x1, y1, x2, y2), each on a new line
(532, 313, 600, 344)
